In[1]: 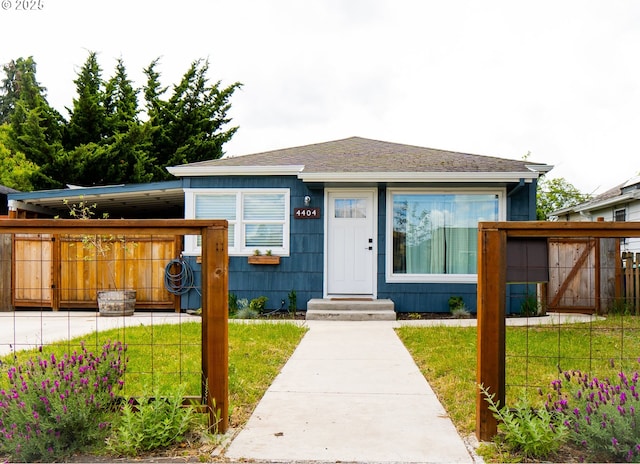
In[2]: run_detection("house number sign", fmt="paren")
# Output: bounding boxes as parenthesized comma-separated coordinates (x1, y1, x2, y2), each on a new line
(294, 207, 321, 219)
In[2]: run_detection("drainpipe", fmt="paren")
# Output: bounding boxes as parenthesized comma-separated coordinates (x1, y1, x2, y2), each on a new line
(507, 179, 525, 197)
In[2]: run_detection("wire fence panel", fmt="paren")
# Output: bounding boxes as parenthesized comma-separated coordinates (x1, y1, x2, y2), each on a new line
(477, 221, 640, 441)
(0, 219, 229, 431)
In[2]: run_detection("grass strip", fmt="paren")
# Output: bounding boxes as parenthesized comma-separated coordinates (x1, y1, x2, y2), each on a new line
(0, 320, 307, 427)
(396, 315, 640, 435)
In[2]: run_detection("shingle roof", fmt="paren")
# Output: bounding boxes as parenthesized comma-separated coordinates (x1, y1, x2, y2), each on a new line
(181, 136, 546, 174)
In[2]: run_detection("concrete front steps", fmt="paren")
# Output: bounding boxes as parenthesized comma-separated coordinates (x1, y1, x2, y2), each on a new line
(306, 298, 396, 321)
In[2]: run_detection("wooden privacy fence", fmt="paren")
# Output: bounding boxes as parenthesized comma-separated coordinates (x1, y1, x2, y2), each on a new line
(12, 233, 181, 311)
(622, 251, 640, 313)
(477, 221, 640, 441)
(0, 219, 229, 433)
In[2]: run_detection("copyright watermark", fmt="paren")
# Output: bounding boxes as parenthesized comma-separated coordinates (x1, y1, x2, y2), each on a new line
(1, 0, 44, 10)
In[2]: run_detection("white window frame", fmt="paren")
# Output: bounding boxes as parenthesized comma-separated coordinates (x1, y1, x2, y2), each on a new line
(184, 188, 290, 256)
(385, 187, 506, 283)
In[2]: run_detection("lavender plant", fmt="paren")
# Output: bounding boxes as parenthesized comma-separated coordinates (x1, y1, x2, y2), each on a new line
(0, 341, 128, 462)
(106, 383, 197, 456)
(547, 362, 640, 462)
(479, 383, 568, 459)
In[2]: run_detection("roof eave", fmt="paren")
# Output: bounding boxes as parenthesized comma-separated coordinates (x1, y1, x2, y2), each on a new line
(167, 165, 305, 177)
(298, 171, 543, 183)
(550, 191, 640, 216)
(575, 191, 640, 213)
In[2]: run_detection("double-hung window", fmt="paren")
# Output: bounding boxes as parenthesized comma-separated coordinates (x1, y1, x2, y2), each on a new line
(387, 189, 504, 283)
(184, 189, 290, 255)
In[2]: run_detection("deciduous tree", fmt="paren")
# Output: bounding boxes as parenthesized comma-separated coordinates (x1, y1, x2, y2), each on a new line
(536, 176, 591, 220)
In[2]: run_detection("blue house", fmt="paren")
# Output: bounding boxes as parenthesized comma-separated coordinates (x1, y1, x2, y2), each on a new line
(166, 137, 552, 317)
(7, 137, 552, 317)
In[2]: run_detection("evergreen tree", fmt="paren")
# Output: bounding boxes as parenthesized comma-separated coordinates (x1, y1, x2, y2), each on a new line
(65, 51, 107, 148)
(143, 59, 241, 177)
(104, 58, 139, 136)
(0, 53, 241, 189)
(1, 57, 64, 189)
(0, 124, 40, 191)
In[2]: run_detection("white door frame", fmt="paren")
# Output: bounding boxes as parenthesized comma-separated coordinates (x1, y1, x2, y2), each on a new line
(324, 188, 378, 298)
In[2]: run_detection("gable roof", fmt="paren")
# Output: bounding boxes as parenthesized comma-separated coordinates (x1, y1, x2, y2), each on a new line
(168, 136, 552, 183)
(552, 176, 640, 216)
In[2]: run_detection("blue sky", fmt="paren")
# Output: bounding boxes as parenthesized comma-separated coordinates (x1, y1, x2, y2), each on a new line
(2, 0, 638, 194)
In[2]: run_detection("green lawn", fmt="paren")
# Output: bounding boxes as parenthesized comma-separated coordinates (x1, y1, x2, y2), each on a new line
(0, 320, 307, 428)
(396, 315, 640, 435)
(4, 315, 639, 437)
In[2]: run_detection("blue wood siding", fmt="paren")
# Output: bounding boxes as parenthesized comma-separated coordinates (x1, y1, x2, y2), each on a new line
(181, 176, 325, 311)
(181, 177, 537, 315)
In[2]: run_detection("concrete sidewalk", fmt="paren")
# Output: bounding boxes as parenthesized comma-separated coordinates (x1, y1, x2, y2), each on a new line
(224, 320, 476, 463)
(0, 311, 201, 356)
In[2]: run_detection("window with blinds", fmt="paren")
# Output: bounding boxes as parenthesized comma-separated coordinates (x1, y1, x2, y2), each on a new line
(185, 189, 290, 255)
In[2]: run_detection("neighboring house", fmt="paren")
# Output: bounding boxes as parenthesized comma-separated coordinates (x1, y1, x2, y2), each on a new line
(167, 136, 552, 314)
(552, 175, 640, 253)
(6, 137, 552, 315)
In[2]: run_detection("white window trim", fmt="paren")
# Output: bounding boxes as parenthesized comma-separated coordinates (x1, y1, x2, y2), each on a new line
(184, 188, 290, 256)
(385, 187, 506, 283)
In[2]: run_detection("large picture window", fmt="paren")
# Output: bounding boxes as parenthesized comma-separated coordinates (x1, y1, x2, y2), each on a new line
(185, 189, 289, 255)
(387, 190, 503, 282)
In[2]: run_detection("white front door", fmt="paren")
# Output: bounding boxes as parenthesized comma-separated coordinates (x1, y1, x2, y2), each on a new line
(326, 189, 376, 296)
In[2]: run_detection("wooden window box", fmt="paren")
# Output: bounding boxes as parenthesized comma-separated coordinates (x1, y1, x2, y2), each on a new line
(247, 255, 280, 265)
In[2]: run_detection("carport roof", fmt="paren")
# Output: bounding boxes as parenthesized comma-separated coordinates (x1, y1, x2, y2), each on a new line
(7, 180, 184, 218)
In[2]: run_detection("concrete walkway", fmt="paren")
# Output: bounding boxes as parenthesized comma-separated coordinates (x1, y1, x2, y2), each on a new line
(223, 313, 597, 463)
(224, 320, 476, 463)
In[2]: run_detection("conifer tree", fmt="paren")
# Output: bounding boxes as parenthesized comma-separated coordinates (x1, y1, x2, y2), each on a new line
(64, 51, 107, 148)
(0, 57, 64, 189)
(143, 58, 242, 178)
(104, 58, 139, 136)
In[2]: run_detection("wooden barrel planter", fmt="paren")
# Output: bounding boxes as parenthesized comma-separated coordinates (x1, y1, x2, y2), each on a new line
(97, 290, 136, 316)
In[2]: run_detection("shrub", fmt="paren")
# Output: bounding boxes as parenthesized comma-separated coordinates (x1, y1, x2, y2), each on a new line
(228, 292, 239, 316)
(235, 307, 259, 319)
(288, 289, 297, 314)
(106, 384, 197, 456)
(480, 383, 568, 459)
(448, 296, 464, 312)
(547, 364, 640, 462)
(249, 296, 268, 312)
(520, 293, 542, 316)
(0, 341, 127, 462)
(451, 305, 471, 319)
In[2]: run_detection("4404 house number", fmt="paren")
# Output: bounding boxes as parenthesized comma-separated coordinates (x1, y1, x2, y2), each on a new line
(294, 207, 321, 219)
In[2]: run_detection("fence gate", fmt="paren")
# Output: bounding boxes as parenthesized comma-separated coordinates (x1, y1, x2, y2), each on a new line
(546, 238, 619, 314)
(547, 238, 598, 313)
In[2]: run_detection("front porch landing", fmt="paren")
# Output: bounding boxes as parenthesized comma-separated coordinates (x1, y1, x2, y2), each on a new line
(306, 299, 395, 321)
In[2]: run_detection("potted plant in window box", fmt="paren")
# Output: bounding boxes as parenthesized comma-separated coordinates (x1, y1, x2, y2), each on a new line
(64, 199, 137, 316)
(247, 249, 280, 265)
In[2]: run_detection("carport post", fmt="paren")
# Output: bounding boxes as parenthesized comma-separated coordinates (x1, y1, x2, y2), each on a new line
(476, 226, 506, 441)
(201, 224, 229, 433)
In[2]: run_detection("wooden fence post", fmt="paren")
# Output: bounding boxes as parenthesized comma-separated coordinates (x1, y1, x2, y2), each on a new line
(201, 224, 229, 433)
(476, 226, 506, 441)
(0, 234, 12, 311)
